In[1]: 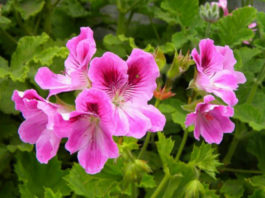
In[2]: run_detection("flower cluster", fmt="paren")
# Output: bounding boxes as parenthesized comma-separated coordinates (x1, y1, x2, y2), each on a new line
(12, 27, 166, 174)
(185, 39, 246, 144)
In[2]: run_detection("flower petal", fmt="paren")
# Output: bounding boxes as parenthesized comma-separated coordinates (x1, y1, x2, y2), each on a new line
(36, 129, 61, 164)
(126, 49, 159, 102)
(88, 52, 128, 98)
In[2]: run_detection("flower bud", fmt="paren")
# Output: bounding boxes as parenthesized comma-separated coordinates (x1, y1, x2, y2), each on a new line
(167, 51, 194, 80)
(154, 87, 175, 101)
(123, 159, 152, 183)
(200, 2, 220, 23)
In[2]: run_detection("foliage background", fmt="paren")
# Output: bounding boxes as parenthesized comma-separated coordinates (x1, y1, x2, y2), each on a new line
(0, 0, 265, 197)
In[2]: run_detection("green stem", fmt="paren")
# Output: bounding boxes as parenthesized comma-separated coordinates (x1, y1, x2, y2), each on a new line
(117, 11, 126, 35)
(0, 29, 17, 45)
(137, 132, 151, 159)
(175, 129, 189, 161)
(44, 0, 53, 34)
(220, 167, 262, 174)
(137, 99, 160, 159)
(149, 16, 160, 42)
(131, 183, 137, 198)
(205, 23, 211, 38)
(151, 169, 170, 198)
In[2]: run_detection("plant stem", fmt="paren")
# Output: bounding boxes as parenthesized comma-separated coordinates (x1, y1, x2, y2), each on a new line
(220, 167, 262, 174)
(132, 182, 137, 198)
(175, 129, 189, 161)
(117, 11, 126, 35)
(205, 23, 211, 38)
(0, 29, 17, 45)
(222, 133, 240, 166)
(137, 99, 160, 159)
(151, 169, 170, 198)
(137, 132, 151, 159)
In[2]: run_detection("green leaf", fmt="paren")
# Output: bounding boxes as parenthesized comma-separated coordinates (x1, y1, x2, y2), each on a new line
(9, 33, 50, 82)
(15, 152, 70, 198)
(215, 7, 257, 47)
(0, 56, 9, 79)
(0, 16, 12, 30)
(60, 0, 89, 18)
(189, 143, 222, 179)
(220, 180, 244, 198)
(170, 99, 189, 130)
(64, 161, 123, 198)
(171, 32, 189, 50)
(247, 133, 265, 172)
(44, 188, 62, 198)
(257, 12, 265, 35)
(234, 103, 265, 131)
(103, 34, 136, 58)
(14, 0, 45, 20)
(249, 189, 265, 198)
(138, 173, 156, 188)
(0, 78, 29, 114)
(156, 132, 175, 167)
(248, 175, 265, 190)
(161, 0, 199, 27)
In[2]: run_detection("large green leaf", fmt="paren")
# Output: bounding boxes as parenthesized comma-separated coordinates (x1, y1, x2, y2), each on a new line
(247, 133, 265, 172)
(14, 0, 45, 20)
(0, 79, 29, 114)
(0, 56, 9, 79)
(64, 161, 123, 198)
(15, 152, 70, 198)
(9, 33, 49, 82)
(189, 143, 222, 179)
(215, 7, 257, 47)
(161, 0, 199, 27)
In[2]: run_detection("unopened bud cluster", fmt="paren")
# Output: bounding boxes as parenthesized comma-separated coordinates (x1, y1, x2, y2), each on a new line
(200, 2, 220, 23)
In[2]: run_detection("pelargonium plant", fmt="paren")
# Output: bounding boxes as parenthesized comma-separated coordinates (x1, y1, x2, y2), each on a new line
(12, 26, 246, 175)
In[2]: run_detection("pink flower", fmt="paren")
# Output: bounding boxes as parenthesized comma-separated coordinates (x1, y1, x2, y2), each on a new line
(12, 89, 63, 163)
(56, 89, 119, 174)
(192, 39, 246, 106)
(185, 95, 234, 144)
(88, 49, 166, 138)
(35, 27, 96, 97)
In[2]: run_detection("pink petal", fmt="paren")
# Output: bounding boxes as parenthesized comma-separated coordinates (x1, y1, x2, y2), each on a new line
(126, 49, 159, 102)
(211, 70, 239, 90)
(213, 89, 238, 106)
(77, 125, 118, 174)
(211, 107, 235, 133)
(185, 112, 197, 127)
(139, 104, 166, 132)
(122, 103, 151, 139)
(234, 71, 246, 84)
(35, 67, 72, 96)
(36, 129, 61, 164)
(18, 112, 47, 144)
(65, 27, 96, 71)
(113, 107, 130, 136)
(88, 52, 128, 98)
(216, 46, 237, 71)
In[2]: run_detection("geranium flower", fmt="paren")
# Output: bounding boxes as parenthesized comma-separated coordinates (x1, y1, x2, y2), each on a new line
(88, 49, 166, 138)
(12, 89, 63, 163)
(56, 89, 119, 174)
(185, 95, 234, 144)
(191, 39, 246, 106)
(35, 27, 96, 97)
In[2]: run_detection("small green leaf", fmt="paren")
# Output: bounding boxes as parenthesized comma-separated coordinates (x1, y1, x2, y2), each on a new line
(249, 189, 265, 198)
(64, 161, 123, 198)
(248, 175, 265, 190)
(44, 188, 62, 198)
(0, 56, 9, 79)
(138, 173, 156, 188)
(0, 16, 12, 30)
(220, 179, 244, 198)
(171, 32, 189, 50)
(156, 132, 174, 167)
(189, 143, 222, 179)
